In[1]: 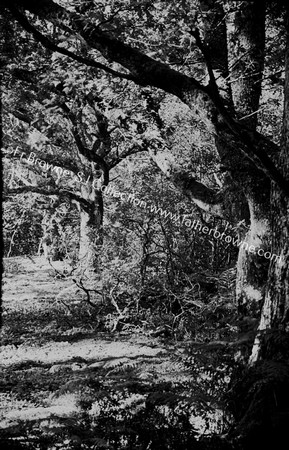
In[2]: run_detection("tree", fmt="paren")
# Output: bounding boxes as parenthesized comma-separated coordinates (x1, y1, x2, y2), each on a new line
(3, 83, 109, 280)
(2, 37, 147, 283)
(2, 0, 289, 360)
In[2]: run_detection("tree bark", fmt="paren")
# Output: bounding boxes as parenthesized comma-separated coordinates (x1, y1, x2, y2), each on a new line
(223, 1, 271, 315)
(39, 200, 64, 261)
(236, 198, 270, 318)
(76, 181, 103, 282)
(250, 11, 289, 363)
(148, 147, 226, 218)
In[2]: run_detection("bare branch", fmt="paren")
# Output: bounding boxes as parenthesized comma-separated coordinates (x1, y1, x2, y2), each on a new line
(72, 278, 101, 308)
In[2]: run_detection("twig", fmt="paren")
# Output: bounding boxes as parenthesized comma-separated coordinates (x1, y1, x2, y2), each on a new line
(72, 278, 100, 308)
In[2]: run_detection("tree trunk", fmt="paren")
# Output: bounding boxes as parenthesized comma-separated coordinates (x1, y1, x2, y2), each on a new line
(40, 206, 62, 261)
(236, 198, 270, 318)
(223, 0, 271, 315)
(76, 182, 103, 284)
(147, 0, 272, 317)
(250, 14, 289, 363)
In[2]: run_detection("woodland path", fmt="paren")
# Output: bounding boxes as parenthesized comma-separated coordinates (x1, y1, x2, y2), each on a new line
(1, 257, 220, 448)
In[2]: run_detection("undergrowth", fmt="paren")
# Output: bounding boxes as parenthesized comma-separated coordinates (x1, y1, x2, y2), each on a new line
(2, 257, 288, 449)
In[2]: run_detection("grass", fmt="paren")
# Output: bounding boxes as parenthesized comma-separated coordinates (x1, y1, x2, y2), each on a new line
(1, 256, 231, 449)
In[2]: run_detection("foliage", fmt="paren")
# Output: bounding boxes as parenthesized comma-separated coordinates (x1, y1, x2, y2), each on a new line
(3, 194, 43, 257)
(1, 258, 236, 450)
(1, 0, 289, 448)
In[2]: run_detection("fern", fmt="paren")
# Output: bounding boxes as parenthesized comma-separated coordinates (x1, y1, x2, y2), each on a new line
(103, 357, 141, 376)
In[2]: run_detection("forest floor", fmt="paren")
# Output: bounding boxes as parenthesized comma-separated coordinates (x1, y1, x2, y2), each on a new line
(1, 256, 227, 450)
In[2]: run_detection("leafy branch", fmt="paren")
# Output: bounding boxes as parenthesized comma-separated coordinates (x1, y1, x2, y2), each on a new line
(9, 6, 137, 82)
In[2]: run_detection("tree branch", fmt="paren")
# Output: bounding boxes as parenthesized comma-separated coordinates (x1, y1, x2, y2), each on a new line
(9, 108, 33, 124)
(60, 102, 109, 186)
(190, 27, 219, 94)
(4, 146, 80, 176)
(4, 185, 91, 208)
(8, 6, 137, 82)
(6, 1, 205, 98)
(5, 0, 289, 197)
(90, 140, 109, 187)
(59, 102, 89, 157)
(108, 141, 149, 169)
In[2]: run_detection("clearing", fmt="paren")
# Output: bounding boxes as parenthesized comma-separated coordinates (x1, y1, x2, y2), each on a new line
(1, 257, 226, 449)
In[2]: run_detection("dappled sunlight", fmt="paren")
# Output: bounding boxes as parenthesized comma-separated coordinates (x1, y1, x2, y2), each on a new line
(1, 255, 232, 448)
(0, 339, 166, 367)
(2, 1, 288, 446)
(0, 393, 80, 430)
